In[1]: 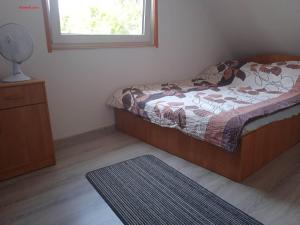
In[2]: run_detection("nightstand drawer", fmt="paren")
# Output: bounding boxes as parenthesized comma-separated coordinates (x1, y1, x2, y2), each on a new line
(0, 83, 46, 109)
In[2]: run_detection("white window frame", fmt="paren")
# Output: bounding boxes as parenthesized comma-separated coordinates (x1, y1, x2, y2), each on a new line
(42, 0, 158, 51)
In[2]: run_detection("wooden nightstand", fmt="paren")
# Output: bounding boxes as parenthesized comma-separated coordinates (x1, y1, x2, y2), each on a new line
(0, 79, 55, 181)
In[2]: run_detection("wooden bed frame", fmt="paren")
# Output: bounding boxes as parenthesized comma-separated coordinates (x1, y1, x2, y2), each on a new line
(115, 55, 300, 182)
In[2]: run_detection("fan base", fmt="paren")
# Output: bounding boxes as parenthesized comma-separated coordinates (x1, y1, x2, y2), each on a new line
(1, 73, 31, 83)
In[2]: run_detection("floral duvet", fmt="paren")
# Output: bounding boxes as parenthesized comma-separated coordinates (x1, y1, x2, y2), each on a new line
(108, 60, 300, 152)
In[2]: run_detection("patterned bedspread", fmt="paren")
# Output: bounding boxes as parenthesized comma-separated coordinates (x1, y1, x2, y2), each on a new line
(108, 60, 300, 152)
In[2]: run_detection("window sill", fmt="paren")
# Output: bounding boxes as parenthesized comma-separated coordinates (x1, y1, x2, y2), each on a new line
(51, 41, 158, 51)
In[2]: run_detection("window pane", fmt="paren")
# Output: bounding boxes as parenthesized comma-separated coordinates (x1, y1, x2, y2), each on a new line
(58, 0, 144, 35)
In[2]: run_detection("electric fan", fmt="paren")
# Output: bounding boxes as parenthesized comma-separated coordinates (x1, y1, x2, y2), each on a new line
(0, 23, 33, 82)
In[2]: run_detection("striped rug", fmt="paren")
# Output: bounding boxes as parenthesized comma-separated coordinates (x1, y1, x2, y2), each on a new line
(86, 155, 263, 225)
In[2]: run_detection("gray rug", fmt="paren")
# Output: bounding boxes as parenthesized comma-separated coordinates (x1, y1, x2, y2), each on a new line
(86, 155, 263, 225)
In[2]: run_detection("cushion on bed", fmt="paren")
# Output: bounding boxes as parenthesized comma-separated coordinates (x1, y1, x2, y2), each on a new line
(194, 59, 247, 86)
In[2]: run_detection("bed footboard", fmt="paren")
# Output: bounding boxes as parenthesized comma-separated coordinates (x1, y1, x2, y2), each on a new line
(115, 109, 300, 182)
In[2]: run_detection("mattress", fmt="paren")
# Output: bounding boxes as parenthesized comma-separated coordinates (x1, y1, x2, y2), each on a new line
(242, 104, 300, 135)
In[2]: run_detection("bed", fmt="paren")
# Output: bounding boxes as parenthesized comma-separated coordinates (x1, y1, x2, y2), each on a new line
(109, 55, 300, 182)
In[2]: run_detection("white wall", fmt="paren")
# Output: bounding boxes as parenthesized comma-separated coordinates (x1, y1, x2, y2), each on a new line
(0, 0, 230, 139)
(203, 0, 300, 57)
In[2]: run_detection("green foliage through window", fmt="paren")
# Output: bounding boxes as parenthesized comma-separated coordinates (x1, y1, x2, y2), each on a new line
(58, 0, 144, 35)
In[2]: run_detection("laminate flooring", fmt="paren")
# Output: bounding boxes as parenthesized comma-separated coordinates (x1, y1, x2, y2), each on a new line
(1, 131, 300, 225)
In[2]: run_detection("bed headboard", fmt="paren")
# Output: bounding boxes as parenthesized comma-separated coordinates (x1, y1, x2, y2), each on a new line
(244, 54, 300, 64)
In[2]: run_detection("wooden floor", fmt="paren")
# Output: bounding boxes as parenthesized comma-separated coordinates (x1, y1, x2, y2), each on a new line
(1, 130, 300, 225)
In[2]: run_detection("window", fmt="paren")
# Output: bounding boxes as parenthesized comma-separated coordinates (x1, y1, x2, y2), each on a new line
(42, 0, 158, 51)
